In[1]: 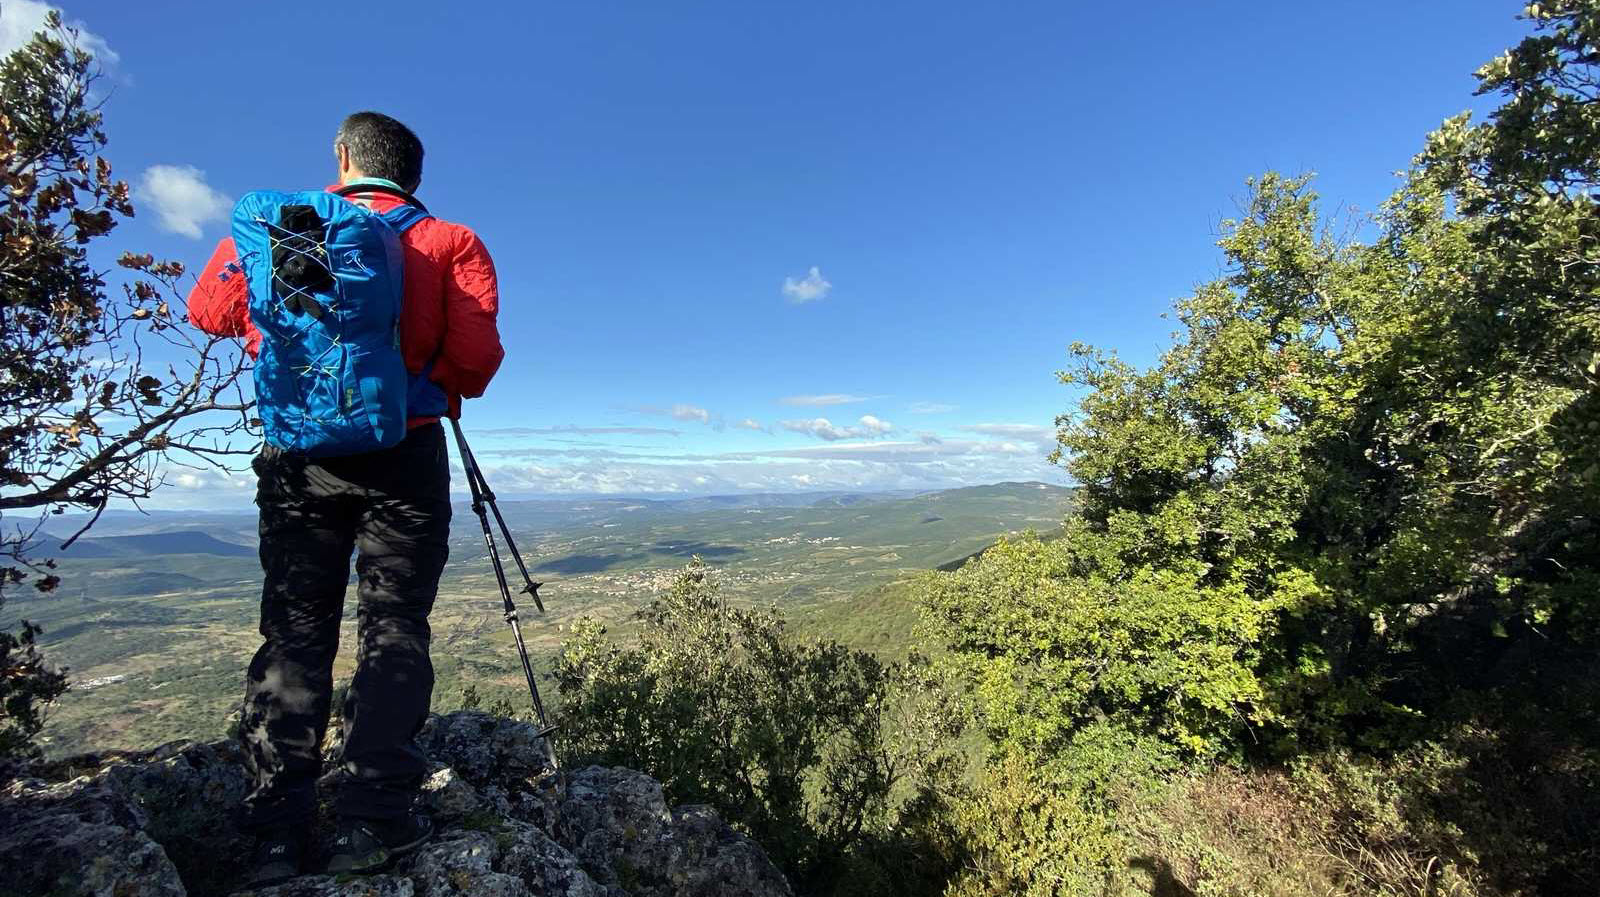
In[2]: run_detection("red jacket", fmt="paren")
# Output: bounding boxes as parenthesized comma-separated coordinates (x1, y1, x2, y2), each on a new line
(187, 184, 505, 426)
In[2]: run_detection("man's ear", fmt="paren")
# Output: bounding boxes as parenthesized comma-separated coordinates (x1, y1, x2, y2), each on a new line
(335, 143, 351, 178)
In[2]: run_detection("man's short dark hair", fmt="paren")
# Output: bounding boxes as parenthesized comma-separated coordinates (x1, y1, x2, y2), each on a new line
(336, 112, 424, 192)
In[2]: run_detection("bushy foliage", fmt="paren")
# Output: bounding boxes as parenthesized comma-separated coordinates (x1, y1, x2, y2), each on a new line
(940, 752, 1127, 897)
(454, 681, 519, 719)
(919, 532, 1260, 760)
(554, 558, 963, 894)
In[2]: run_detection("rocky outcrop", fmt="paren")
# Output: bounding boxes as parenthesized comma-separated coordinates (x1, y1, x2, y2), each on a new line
(0, 711, 791, 897)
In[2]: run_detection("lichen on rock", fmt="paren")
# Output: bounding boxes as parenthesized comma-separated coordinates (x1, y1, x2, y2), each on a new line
(0, 710, 792, 897)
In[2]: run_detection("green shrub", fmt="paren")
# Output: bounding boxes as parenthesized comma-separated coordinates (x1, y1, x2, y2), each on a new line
(920, 532, 1274, 762)
(942, 752, 1128, 897)
(554, 558, 964, 895)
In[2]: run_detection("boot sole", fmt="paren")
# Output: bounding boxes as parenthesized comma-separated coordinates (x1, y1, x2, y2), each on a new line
(237, 862, 298, 891)
(326, 820, 434, 875)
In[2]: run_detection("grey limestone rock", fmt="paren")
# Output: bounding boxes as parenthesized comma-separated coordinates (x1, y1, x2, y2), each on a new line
(0, 711, 790, 897)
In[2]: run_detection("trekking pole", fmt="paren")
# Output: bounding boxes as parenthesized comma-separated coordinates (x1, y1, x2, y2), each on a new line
(456, 428, 545, 613)
(448, 417, 559, 770)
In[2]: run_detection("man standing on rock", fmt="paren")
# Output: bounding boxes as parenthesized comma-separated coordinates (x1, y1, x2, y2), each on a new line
(189, 111, 504, 885)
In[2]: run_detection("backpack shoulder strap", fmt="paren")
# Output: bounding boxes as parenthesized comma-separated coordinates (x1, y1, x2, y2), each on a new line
(332, 181, 429, 214)
(376, 204, 431, 234)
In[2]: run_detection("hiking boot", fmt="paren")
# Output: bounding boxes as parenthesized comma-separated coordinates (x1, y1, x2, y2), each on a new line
(241, 830, 304, 888)
(325, 812, 434, 874)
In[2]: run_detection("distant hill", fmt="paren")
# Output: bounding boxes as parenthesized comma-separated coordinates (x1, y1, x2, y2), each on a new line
(45, 530, 257, 558)
(917, 481, 1066, 501)
(475, 489, 926, 528)
(47, 510, 259, 540)
(935, 526, 1066, 572)
(647, 491, 922, 512)
(47, 484, 1068, 540)
(802, 486, 1075, 654)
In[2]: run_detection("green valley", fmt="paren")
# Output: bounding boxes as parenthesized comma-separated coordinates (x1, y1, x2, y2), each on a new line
(13, 482, 1071, 756)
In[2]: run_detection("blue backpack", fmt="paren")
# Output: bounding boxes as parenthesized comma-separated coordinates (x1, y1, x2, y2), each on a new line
(230, 187, 431, 456)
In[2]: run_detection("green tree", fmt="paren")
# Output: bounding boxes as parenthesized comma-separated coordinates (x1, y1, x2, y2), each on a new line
(1412, 0, 1600, 645)
(0, 14, 254, 763)
(924, 171, 1391, 761)
(555, 558, 963, 895)
(926, 1, 1600, 763)
(919, 3, 1600, 891)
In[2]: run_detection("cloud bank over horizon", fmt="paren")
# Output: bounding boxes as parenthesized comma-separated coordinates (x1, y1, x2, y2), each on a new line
(144, 418, 1064, 507)
(451, 432, 1063, 497)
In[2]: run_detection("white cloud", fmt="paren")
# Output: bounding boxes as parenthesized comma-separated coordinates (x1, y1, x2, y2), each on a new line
(958, 423, 1058, 447)
(782, 418, 845, 440)
(780, 415, 895, 441)
(908, 401, 957, 414)
(736, 418, 767, 432)
(0, 1, 117, 63)
(627, 403, 723, 429)
(163, 467, 254, 497)
(671, 404, 710, 424)
(137, 165, 231, 239)
(781, 266, 832, 303)
(780, 393, 879, 406)
(857, 414, 892, 435)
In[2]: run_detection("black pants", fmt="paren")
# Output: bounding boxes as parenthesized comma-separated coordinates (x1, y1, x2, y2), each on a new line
(239, 422, 451, 832)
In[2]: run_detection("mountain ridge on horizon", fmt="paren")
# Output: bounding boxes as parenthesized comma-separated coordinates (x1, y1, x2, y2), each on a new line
(41, 479, 1074, 526)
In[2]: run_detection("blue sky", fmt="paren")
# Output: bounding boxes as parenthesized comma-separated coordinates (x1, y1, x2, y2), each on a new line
(7, 2, 1527, 504)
